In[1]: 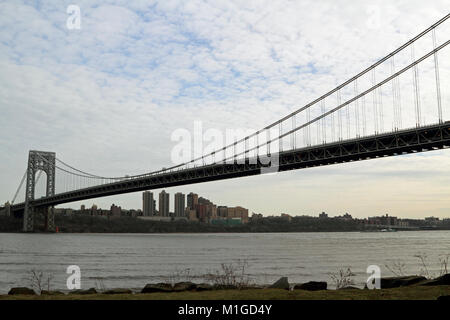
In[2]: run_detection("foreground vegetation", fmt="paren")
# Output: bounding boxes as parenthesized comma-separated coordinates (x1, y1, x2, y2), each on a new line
(1, 286, 449, 300)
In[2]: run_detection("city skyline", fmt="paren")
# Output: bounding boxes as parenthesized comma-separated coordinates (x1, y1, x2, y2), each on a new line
(70, 188, 448, 221)
(1, 2, 450, 219)
(57, 199, 448, 223)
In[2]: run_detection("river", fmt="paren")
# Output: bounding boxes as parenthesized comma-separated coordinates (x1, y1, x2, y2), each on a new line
(0, 231, 449, 293)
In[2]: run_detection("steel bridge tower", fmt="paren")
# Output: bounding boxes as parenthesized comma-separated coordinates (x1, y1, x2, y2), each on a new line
(23, 150, 56, 232)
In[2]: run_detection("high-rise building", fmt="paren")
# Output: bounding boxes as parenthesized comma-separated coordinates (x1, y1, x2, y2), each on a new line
(174, 192, 185, 217)
(143, 191, 156, 216)
(187, 192, 198, 210)
(159, 190, 170, 217)
(234, 206, 249, 223)
(110, 204, 122, 217)
(218, 206, 228, 217)
(198, 197, 212, 205)
(185, 208, 197, 221)
(91, 204, 98, 216)
(196, 204, 208, 222)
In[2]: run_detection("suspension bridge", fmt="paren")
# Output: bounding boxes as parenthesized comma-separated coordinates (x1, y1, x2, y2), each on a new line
(2, 14, 450, 232)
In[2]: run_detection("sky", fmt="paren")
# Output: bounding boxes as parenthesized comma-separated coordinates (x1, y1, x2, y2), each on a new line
(0, 0, 450, 219)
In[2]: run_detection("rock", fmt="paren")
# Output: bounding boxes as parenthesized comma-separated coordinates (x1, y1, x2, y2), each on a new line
(70, 288, 97, 295)
(103, 288, 133, 294)
(419, 274, 450, 286)
(41, 290, 65, 295)
(381, 276, 427, 289)
(195, 283, 213, 291)
(293, 281, 327, 291)
(212, 284, 238, 290)
(269, 277, 290, 290)
(172, 282, 197, 292)
(8, 287, 36, 295)
(437, 295, 450, 301)
(141, 283, 173, 293)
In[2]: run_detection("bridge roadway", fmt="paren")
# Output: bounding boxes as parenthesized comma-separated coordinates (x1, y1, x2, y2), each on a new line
(6, 121, 450, 213)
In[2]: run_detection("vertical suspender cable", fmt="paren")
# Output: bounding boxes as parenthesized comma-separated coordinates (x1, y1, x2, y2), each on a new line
(354, 80, 360, 137)
(372, 69, 379, 134)
(379, 85, 384, 133)
(432, 28, 443, 123)
(307, 108, 311, 146)
(321, 99, 326, 143)
(337, 90, 342, 140)
(316, 114, 320, 145)
(411, 43, 422, 127)
(362, 94, 367, 136)
(279, 122, 283, 152)
(331, 98, 335, 141)
(346, 90, 351, 139)
(391, 56, 398, 130)
(291, 115, 296, 149)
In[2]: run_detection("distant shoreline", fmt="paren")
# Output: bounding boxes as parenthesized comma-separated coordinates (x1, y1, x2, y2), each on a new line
(1, 215, 448, 234)
(1, 229, 449, 235)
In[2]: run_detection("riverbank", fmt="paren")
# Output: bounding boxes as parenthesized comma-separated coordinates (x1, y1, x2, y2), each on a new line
(4, 273, 450, 300)
(0, 215, 366, 233)
(4, 215, 448, 233)
(1, 286, 450, 300)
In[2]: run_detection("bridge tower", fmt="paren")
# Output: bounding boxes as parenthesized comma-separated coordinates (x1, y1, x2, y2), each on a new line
(23, 150, 56, 232)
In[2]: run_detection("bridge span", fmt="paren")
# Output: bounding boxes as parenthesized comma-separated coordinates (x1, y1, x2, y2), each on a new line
(6, 121, 450, 214)
(2, 14, 450, 232)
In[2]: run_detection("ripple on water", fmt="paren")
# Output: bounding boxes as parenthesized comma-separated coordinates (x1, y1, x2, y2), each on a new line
(0, 231, 449, 292)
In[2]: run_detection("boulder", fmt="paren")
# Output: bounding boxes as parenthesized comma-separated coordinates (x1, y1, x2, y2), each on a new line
(172, 282, 197, 292)
(70, 288, 97, 295)
(141, 283, 173, 293)
(103, 288, 133, 294)
(293, 281, 327, 291)
(381, 276, 427, 289)
(41, 290, 65, 295)
(195, 283, 213, 291)
(419, 274, 450, 286)
(8, 287, 36, 295)
(269, 277, 290, 290)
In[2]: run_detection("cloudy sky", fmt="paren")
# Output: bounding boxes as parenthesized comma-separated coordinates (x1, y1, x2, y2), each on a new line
(1, 0, 449, 219)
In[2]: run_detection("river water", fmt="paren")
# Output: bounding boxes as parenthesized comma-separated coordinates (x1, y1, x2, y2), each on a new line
(0, 231, 449, 293)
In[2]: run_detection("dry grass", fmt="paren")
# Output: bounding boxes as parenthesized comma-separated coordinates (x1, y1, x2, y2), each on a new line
(1, 285, 449, 300)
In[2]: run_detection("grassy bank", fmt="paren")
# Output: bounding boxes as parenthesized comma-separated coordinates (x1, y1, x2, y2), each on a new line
(1, 286, 449, 300)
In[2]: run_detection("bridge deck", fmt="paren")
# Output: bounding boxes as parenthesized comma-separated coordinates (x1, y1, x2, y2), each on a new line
(7, 121, 450, 212)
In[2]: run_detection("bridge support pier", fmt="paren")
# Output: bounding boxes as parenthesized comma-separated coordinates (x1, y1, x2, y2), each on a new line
(45, 207, 55, 232)
(23, 150, 56, 232)
(23, 207, 35, 232)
